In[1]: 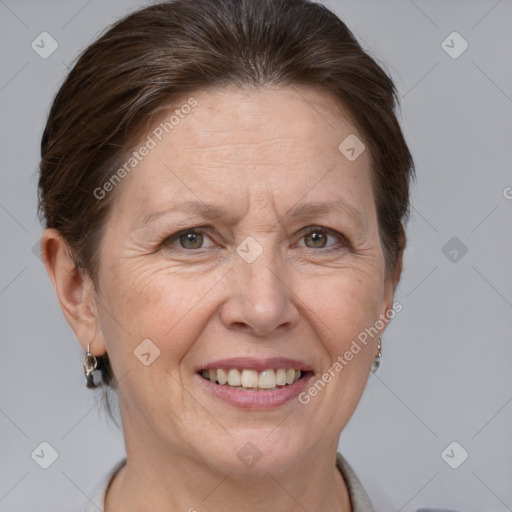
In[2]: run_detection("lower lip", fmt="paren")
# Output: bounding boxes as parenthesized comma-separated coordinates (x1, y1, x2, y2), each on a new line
(196, 372, 314, 410)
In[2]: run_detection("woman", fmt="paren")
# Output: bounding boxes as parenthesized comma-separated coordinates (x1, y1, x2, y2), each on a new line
(37, 0, 414, 510)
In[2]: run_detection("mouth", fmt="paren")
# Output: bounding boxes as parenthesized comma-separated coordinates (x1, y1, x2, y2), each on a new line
(198, 368, 313, 391)
(195, 359, 314, 409)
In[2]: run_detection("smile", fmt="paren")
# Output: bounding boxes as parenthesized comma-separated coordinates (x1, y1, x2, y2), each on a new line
(200, 368, 304, 390)
(197, 367, 314, 409)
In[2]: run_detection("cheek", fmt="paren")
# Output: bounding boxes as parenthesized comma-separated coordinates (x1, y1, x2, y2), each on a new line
(293, 273, 381, 429)
(97, 266, 221, 368)
(303, 271, 382, 346)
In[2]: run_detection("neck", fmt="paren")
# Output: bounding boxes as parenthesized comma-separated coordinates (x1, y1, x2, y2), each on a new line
(104, 447, 351, 512)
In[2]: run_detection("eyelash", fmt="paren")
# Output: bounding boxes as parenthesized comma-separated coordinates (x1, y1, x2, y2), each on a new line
(160, 226, 351, 253)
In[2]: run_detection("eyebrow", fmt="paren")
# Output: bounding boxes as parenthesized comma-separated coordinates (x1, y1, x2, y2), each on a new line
(285, 198, 362, 227)
(141, 201, 242, 226)
(141, 198, 363, 228)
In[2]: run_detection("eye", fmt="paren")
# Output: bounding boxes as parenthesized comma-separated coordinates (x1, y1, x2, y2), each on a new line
(160, 226, 349, 253)
(297, 226, 348, 250)
(162, 228, 215, 250)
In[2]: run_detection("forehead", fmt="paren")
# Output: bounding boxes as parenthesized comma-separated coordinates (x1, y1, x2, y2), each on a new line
(112, 85, 374, 224)
(169, 85, 362, 158)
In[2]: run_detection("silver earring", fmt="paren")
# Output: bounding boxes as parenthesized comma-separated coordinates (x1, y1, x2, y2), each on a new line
(371, 336, 382, 373)
(83, 344, 98, 388)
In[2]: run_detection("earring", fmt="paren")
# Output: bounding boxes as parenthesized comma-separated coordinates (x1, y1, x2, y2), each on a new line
(83, 344, 98, 388)
(371, 336, 382, 373)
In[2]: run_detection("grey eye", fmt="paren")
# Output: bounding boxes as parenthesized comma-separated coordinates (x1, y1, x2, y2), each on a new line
(179, 232, 204, 249)
(303, 230, 329, 249)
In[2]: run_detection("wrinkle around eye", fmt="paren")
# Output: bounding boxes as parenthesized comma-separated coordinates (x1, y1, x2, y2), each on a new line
(157, 228, 356, 259)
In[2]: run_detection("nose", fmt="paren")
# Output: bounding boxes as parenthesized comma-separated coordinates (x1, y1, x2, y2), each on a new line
(220, 244, 300, 338)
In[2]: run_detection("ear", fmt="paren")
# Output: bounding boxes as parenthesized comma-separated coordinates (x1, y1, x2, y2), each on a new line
(40, 228, 107, 356)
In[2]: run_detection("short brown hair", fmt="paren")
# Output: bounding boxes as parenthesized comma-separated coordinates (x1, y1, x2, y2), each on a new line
(37, 0, 415, 398)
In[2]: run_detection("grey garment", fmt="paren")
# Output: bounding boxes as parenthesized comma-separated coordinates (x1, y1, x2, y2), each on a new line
(336, 452, 376, 512)
(82, 452, 375, 512)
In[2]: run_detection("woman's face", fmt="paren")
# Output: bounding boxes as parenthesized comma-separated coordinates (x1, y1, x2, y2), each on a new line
(92, 85, 396, 473)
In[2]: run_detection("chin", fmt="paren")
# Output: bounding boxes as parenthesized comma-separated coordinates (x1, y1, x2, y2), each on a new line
(195, 428, 311, 477)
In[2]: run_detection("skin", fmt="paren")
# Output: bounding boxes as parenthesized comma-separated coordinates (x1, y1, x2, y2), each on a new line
(42, 85, 402, 512)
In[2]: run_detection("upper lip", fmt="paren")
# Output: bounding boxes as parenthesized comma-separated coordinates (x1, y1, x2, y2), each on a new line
(198, 357, 314, 373)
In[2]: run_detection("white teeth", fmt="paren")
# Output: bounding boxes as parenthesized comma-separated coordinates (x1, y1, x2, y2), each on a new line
(217, 368, 228, 385)
(241, 369, 258, 388)
(202, 368, 304, 389)
(227, 368, 241, 386)
(276, 368, 287, 386)
(258, 369, 276, 388)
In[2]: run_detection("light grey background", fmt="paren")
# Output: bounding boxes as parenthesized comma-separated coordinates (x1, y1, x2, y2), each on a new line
(1, 0, 511, 510)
